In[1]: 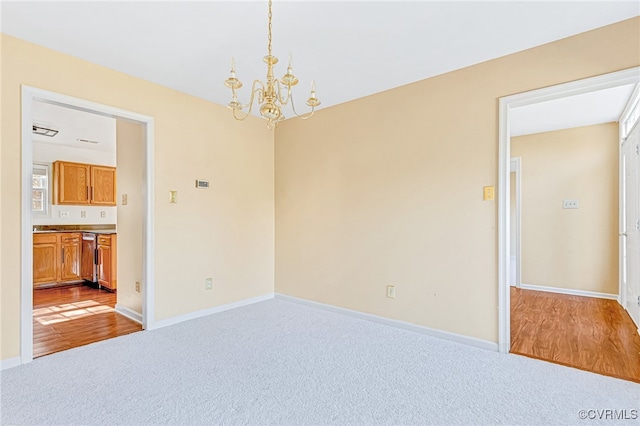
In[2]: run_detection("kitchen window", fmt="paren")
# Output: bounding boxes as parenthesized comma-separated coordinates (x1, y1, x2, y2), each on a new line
(32, 163, 50, 215)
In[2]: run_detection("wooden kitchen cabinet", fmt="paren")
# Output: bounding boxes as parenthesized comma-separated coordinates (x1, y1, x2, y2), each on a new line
(90, 166, 117, 205)
(53, 161, 116, 206)
(60, 233, 82, 281)
(33, 232, 83, 287)
(97, 234, 117, 291)
(33, 234, 59, 285)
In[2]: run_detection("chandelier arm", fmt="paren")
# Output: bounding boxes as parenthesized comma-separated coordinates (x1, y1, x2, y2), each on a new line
(231, 80, 265, 121)
(232, 108, 252, 121)
(275, 80, 292, 106)
(290, 95, 316, 120)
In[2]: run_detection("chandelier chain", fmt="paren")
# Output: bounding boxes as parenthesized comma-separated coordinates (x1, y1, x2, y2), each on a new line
(267, 0, 273, 57)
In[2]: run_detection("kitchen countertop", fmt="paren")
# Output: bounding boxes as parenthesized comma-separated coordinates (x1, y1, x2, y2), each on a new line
(33, 230, 117, 234)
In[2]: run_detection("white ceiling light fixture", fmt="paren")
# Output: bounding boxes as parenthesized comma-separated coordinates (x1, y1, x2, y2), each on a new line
(32, 124, 59, 137)
(224, 0, 320, 130)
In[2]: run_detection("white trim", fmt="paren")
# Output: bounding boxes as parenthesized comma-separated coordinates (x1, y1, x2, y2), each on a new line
(21, 89, 34, 363)
(619, 83, 640, 137)
(275, 293, 499, 352)
(509, 157, 522, 288)
(115, 304, 143, 324)
(498, 96, 510, 354)
(519, 283, 618, 300)
(498, 67, 640, 355)
(0, 357, 22, 371)
(20, 85, 155, 365)
(619, 116, 627, 310)
(143, 120, 155, 331)
(619, 85, 640, 316)
(153, 293, 275, 329)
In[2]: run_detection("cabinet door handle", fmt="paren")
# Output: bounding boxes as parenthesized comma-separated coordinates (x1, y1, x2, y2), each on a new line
(61, 247, 64, 263)
(91, 187, 94, 200)
(86, 186, 89, 200)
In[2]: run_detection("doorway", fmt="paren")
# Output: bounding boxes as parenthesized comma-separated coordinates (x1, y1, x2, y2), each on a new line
(498, 67, 640, 352)
(20, 86, 156, 364)
(621, 86, 640, 328)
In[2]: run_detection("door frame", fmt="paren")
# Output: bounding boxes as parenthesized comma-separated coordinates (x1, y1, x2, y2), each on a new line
(21, 86, 156, 364)
(509, 157, 522, 288)
(619, 83, 640, 316)
(497, 67, 640, 354)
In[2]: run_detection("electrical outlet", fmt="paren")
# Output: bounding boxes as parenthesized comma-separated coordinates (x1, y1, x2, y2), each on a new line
(100, 210, 107, 218)
(58, 210, 70, 218)
(135, 281, 141, 293)
(563, 199, 579, 209)
(637, 296, 640, 307)
(80, 211, 87, 218)
(169, 191, 178, 204)
(122, 194, 128, 205)
(386, 285, 396, 299)
(205, 278, 213, 290)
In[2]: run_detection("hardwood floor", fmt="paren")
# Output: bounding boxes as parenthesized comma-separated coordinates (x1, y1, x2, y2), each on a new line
(510, 287, 640, 383)
(33, 285, 142, 358)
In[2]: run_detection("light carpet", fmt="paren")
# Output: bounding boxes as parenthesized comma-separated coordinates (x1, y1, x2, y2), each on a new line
(1, 298, 638, 425)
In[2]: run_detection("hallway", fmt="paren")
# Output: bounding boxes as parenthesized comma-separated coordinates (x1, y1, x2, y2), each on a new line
(510, 287, 640, 383)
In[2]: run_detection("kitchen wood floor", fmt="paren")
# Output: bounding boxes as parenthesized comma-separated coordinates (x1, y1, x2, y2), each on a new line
(33, 285, 142, 358)
(510, 287, 640, 383)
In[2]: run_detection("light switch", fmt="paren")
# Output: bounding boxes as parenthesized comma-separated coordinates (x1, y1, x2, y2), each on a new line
(483, 186, 495, 201)
(169, 190, 178, 204)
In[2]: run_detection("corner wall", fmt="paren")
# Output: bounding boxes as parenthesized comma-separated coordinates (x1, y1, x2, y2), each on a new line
(511, 123, 619, 294)
(116, 119, 145, 314)
(274, 18, 639, 342)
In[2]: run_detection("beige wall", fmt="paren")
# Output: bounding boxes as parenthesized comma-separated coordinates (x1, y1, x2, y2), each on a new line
(1, 34, 275, 361)
(116, 119, 145, 314)
(511, 123, 619, 294)
(274, 18, 639, 342)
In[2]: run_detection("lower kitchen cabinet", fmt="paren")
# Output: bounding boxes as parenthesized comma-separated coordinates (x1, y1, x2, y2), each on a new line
(33, 234, 59, 285)
(60, 233, 82, 281)
(33, 232, 83, 287)
(97, 234, 117, 291)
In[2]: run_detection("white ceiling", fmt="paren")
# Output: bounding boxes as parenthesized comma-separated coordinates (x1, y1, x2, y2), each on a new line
(510, 84, 637, 137)
(2, 1, 639, 117)
(32, 101, 116, 152)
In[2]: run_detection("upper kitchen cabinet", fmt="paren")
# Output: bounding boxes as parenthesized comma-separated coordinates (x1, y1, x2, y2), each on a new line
(90, 165, 117, 205)
(53, 161, 117, 206)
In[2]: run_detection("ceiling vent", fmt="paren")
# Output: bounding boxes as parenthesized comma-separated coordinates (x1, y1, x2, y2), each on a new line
(77, 138, 100, 144)
(32, 125, 59, 137)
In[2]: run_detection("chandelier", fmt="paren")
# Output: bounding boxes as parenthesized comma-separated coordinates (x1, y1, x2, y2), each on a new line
(224, 0, 320, 130)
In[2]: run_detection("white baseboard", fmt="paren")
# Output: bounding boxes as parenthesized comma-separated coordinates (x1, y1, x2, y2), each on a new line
(1, 357, 22, 371)
(115, 304, 143, 324)
(275, 293, 499, 352)
(520, 283, 618, 300)
(152, 293, 275, 329)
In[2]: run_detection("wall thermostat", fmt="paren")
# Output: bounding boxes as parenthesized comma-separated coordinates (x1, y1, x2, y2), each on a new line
(195, 180, 209, 189)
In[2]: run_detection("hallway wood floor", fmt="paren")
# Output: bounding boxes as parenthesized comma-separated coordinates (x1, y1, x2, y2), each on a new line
(510, 287, 640, 383)
(33, 285, 142, 358)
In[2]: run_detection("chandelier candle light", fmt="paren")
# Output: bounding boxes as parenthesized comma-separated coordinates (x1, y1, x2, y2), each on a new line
(224, 0, 320, 130)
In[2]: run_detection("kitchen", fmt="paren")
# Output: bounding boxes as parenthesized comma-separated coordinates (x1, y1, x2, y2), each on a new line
(31, 101, 142, 357)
